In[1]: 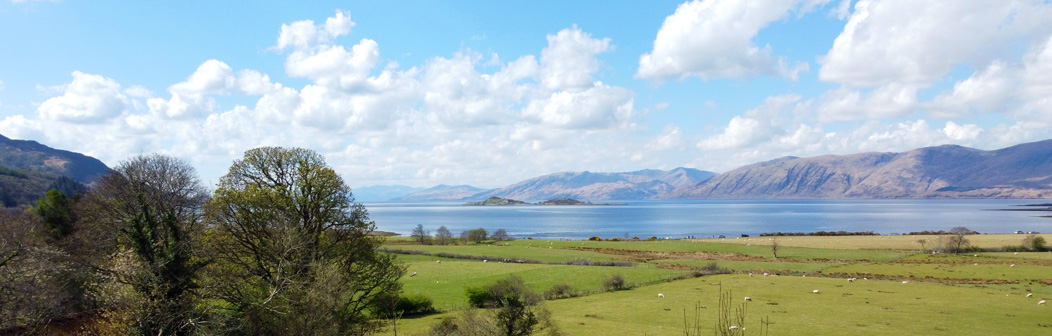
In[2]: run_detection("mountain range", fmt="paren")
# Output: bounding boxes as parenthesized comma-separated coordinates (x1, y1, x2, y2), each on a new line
(672, 140, 1052, 199)
(5, 133, 1052, 205)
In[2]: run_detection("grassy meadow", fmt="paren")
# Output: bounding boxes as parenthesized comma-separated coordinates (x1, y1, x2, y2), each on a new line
(379, 234, 1052, 336)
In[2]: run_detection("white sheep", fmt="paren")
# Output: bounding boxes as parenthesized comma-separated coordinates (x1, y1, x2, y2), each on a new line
(1010, 264, 1016, 267)
(1039, 300, 1046, 306)
(483, 260, 487, 263)
(436, 260, 441, 263)
(763, 272, 769, 276)
(1026, 293, 1033, 298)
(658, 293, 665, 298)
(744, 297, 752, 301)
(410, 272, 417, 277)
(749, 273, 753, 277)
(729, 326, 739, 330)
(848, 278, 855, 282)
(902, 281, 908, 284)
(812, 290, 820, 294)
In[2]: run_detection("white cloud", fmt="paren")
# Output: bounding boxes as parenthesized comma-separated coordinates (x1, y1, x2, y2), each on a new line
(148, 60, 237, 119)
(698, 94, 801, 150)
(637, 0, 821, 82)
(942, 121, 982, 141)
(275, 10, 354, 51)
(817, 83, 917, 122)
(522, 83, 634, 129)
(38, 71, 128, 123)
(539, 26, 610, 90)
(820, 0, 1052, 87)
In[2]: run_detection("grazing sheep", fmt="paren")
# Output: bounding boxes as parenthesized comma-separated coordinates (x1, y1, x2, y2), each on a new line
(410, 272, 417, 277)
(902, 281, 908, 284)
(436, 260, 441, 263)
(1039, 300, 1046, 306)
(763, 273, 769, 276)
(658, 293, 665, 298)
(729, 326, 739, 330)
(744, 297, 752, 301)
(1026, 293, 1033, 298)
(483, 260, 487, 263)
(813, 290, 820, 294)
(1011, 264, 1016, 267)
(749, 273, 753, 277)
(848, 278, 855, 282)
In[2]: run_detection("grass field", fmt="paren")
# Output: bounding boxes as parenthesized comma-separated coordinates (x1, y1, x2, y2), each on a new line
(378, 235, 1052, 335)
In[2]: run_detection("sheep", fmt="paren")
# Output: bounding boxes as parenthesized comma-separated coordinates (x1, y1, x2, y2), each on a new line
(744, 297, 752, 301)
(729, 326, 739, 330)
(410, 272, 417, 277)
(763, 272, 769, 276)
(749, 273, 753, 277)
(436, 260, 442, 263)
(1026, 293, 1033, 298)
(813, 290, 820, 294)
(483, 260, 487, 263)
(1039, 300, 1046, 306)
(847, 278, 855, 282)
(902, 281, 909, 284)
(1010, 264, 1015, 267)
(658, 293, 665, 298)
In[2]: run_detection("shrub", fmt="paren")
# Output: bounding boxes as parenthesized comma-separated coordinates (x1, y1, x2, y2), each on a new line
(647, 236, 658, 241)
(602, 274, 627, 292)
(375, 293, 436, 318)
(544, 283, 577, 300)
(588, 236, 602, 241)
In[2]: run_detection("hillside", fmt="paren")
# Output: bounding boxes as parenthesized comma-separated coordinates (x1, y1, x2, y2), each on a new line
(0, 134, 110, 184)
(1, 134, 106, 209)
(353, 185, 426, 202)
(391, 185, 492, 202)
(673, 139, 1052, 199)
(469, 167, 715, 201)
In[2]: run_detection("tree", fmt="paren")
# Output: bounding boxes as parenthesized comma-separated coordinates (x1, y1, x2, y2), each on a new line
(460, 230, 471, 245)
(491, 228, 509, 242)
(468, 228, 489, 244)
(83, 153, 210, 335)
(916, 239, 928, 252)
(31, 188, 77, 241)
(435, 226, 452, 245)
(205, 147, 404, 334)
(946, 226, 972, 254)
(411, 224, 431, 245)
(1023, 234, 1047, 251)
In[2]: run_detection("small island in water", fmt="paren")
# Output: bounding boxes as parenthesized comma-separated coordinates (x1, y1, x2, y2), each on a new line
(464, 196, 622, 206)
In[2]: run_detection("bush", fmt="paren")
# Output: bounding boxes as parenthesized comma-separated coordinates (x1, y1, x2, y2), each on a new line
(588, 236, 602, 241)
(374, 293, 436, 318)
(647, 236, 658, 241)
(602, 274, 627, 292)
(544, 283, 577, 300)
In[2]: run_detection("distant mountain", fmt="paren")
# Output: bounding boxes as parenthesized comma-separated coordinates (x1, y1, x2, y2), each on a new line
(1, 134, 110, 184)
(469, 167, 715, 201)
(391, 185, 492, 202)
(352, 185, 425, 202)
(1, 133, 108, 209)
(672, 139, 1052, 199)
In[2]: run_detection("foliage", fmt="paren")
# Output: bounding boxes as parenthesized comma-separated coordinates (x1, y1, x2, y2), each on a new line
(204, 146, 404, 335)
(491, 228, 509, 241)
(544, 283, 577, 300)
(457, 276, 549, 336)
(32, 188, 77, 241)
(468, 228, 489, 244)
(412, 224, 432, 245)
(436, 225, 453, 245)
(946, 226, 972, 254)
(374, 293, 436, 318)
(602, 274, 627, 291)
(1022, 234, 1046, 251)
(82, 153, 210, 335)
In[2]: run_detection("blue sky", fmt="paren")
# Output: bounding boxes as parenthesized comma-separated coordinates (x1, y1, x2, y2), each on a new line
(3, 0, 1052, 188)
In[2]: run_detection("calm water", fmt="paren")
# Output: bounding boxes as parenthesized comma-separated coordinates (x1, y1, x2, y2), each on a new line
(365, 199, 1052, 240)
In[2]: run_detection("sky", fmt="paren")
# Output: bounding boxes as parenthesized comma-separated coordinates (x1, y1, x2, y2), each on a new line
(2, 0, 1052, 189)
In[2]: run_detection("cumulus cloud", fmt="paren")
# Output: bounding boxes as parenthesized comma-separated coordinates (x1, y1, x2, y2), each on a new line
(38, 71, 128, 123)
(698, 94, 801, 150)
(637, 0, 820, 82)
(539, 26, 610, 90)
(274, 10, 354, 51)
(817, 83, 917, 122)
(820, 0, 1052, 87)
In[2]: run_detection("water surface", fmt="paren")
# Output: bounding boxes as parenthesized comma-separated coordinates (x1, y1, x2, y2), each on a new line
(365, 199, 1052, 240)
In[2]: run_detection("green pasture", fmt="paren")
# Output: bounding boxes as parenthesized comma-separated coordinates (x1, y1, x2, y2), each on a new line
(397, 258, 688, 310)
(654, 259, 840, 273)
(500, 238, 908, 262)
(378, 236, 1052, 335)
(382, 243, 623, 263)
(387, 274, 1052, 336)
